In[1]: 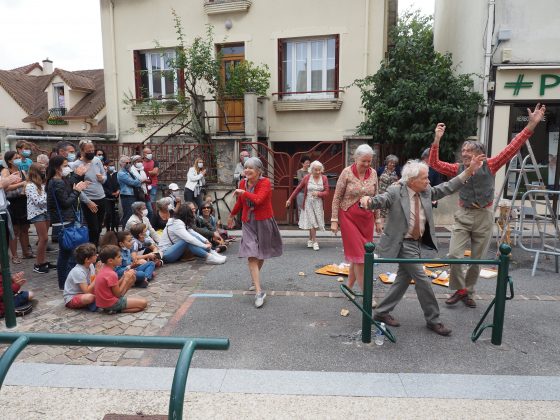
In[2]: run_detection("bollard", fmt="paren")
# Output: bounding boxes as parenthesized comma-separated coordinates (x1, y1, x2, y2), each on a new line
(361, 242, 375, 343)
(491, 243, 511, 345)
(0, 219, 16, 329)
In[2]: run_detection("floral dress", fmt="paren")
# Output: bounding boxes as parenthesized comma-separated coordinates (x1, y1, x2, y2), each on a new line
(298, 177, 325, 231)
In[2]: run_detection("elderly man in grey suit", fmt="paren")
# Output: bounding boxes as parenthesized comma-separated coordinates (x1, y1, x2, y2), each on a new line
(360, 156, 484, 336)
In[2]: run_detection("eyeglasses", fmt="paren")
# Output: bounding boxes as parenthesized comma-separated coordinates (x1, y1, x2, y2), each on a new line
(201, 207, 211, 210)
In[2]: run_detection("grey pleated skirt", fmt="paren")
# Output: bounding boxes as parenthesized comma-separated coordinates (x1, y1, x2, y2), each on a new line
(238, 214, 283, 260)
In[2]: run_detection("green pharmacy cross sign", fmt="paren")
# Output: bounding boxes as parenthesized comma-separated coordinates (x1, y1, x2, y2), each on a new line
(504, 73, 560, 96)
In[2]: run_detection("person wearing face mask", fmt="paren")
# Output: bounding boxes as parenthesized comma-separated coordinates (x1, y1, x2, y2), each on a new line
(165, 183, 182, 213)
(117, 155, 143, 229)
(233, 150, 250, 187)
(95, 149, 106, 163)
(125, 201, 160, 245)
(130, 155, 152, 220)
(142, 147, 159, 215)
(2, 151, 32, 264)
(69, 140, 106, 246)
(46, 155, 90, 289)
(184, 158, 206, 209)
(103, 159, 120, 232)
(15, 140, 34, 172)
(51, 141, 79, 244)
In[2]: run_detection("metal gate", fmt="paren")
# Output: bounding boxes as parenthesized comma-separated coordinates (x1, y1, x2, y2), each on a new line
(239, 141, 345, 224)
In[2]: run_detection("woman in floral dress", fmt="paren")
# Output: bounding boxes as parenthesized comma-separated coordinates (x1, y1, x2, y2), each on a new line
(286, 161, 330, 250)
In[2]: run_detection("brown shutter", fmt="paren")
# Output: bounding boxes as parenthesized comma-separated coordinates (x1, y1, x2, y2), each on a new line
(277, 39, 283, 99)
(177, 68, 185, 97)
(334, 34, 340, 98)
(133, 50, 143, 102)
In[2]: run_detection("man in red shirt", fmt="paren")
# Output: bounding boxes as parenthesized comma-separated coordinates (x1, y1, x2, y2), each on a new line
(429, 103, 546, 308)
(143, 147, 160, 214)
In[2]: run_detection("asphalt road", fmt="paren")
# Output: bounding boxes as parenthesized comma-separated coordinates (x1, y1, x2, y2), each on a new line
(149, 237, 560, 375)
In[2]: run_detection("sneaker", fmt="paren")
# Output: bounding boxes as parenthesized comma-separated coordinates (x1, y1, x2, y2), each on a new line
(206, 252, 227, 265)
(33, 263, 49, 274)
(313, 242, 320, 251)
(47, 262, 57, 270)
(307, 240, 313, 248)
(255, 291, 266, 308)
(249, 284, 256, 291)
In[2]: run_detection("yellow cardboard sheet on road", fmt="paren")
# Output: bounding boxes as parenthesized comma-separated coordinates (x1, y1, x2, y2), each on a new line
(315, 264, 349, 276)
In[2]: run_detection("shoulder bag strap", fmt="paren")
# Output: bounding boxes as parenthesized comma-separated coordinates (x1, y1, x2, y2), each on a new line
(49, 182, 67, 228)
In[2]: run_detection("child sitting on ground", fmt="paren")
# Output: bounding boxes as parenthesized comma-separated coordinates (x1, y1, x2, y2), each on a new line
(94, 245, 147, 314)
(63, 243, 98, 311)
(115, 231, 156, 288)
(130, 223, 163, 267)
(0, 271, 34, 317)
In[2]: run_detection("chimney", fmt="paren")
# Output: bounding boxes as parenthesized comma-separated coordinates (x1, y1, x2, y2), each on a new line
(42, 58, 53, 75)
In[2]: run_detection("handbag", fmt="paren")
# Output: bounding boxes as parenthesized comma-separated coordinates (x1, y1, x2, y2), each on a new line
(51, 183, 89, 251)
(127, 169, 147, 201)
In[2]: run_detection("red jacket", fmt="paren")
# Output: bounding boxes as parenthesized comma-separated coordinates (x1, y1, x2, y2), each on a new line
(231, 177, 274, 222)
(288, 174, 330, 210)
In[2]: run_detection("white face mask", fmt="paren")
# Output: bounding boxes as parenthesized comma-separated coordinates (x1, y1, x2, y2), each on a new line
(145, 154, 153, 160)
(61, 166, 72, 177)
(108, 166, 116, 173)
(197, 162, 204, 169)
(141, 209, 149, 217)
(135, 162, 144, 170)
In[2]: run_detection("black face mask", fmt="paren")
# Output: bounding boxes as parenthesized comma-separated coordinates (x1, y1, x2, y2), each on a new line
(40, 172, 46, 180)
(85, 152, 95, 161)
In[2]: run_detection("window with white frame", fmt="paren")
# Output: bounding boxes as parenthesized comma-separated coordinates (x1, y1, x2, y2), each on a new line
(135, 49, 178, 100)
(280, 36, 338, 99)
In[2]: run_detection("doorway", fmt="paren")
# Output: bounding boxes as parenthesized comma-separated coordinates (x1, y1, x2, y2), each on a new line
(218, 44, 245, 132)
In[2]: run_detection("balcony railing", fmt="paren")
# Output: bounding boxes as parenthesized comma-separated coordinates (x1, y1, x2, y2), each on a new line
(47, 107, 68, 125)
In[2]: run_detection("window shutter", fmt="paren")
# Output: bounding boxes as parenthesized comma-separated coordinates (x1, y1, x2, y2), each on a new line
(177, 68, 185, 97)
(277, 39, 283, 100)
(334, 34, 340, 98)
(133, 50, 143, 102)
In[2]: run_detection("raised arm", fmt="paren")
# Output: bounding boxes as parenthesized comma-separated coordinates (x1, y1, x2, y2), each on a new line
(429, 123, 460, 178)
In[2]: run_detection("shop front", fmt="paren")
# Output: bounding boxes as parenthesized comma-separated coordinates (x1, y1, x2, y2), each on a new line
(491, 66, 560, 195)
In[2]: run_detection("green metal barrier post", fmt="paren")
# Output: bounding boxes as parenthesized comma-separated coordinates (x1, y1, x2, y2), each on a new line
(0, 332, 229, 420)
(470, 244, 513, 345)
(362, 242, 374, 343)
(0, 218, 16, 329)
(340, 243, 396, 344)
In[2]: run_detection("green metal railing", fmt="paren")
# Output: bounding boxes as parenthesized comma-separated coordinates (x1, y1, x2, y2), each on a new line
(341, 242, 513, 346)
(0, 332, 229, 419)
(0, 218, 16, 329)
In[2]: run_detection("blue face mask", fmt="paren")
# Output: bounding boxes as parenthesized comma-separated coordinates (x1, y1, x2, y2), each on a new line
(67, 153, 76, 162)
(13, 158, 22, 167)
(108, 166, 116, 173)
(22, 150, 32, 158)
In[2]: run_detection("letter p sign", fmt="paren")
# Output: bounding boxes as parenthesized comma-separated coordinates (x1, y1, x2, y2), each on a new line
(540, 74, 560, 96)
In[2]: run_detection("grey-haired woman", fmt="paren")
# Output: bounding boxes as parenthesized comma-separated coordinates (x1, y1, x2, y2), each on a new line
(227, 157, 283, 308)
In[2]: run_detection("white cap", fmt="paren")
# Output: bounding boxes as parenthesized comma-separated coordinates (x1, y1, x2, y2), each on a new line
(168, 183, 179, 191)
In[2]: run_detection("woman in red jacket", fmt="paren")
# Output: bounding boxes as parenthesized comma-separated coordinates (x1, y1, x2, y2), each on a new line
(285, 160, 330, 250)
(227, 157, 283, 308)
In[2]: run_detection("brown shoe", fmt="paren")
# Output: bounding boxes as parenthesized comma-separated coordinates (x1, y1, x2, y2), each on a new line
(445, 290, 467, 305)
(463, 296, 477, 308)
(427, 323, 452, 336)
(374, 313, 400, 327)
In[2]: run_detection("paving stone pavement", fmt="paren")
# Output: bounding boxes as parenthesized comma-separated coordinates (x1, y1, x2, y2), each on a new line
(0, 249, 214, 366)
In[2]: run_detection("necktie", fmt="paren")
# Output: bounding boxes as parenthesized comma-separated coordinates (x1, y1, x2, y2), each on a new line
(412, 193, 421, 240)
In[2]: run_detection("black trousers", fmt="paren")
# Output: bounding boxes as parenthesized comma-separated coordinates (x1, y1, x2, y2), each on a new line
(81, 198, 106, 246)
(105, 198, 120, 232)
(184, 188, 203, 209)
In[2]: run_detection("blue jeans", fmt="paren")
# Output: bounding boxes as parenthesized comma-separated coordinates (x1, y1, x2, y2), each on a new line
(162, 238, 209, 263)
(120, 195, 135, 228)
(57, 246, 76, 290)
(135, 261, 156, 283)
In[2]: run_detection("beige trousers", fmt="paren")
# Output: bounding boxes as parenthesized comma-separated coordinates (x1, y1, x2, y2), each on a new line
(448, 207, 494, 296)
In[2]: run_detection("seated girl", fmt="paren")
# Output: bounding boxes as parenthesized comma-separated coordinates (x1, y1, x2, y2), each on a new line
(115, 231, 156, 288)
(158, 203, 226, 265)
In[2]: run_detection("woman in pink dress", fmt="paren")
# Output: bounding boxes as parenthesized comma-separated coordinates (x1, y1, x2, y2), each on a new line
(331, 144, 379, 291)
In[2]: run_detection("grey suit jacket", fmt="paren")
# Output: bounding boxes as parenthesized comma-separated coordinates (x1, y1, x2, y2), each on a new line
(367, 174, 466, 258)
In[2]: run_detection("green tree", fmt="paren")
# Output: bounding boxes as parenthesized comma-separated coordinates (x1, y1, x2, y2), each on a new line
(356, 11, 483, 161)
